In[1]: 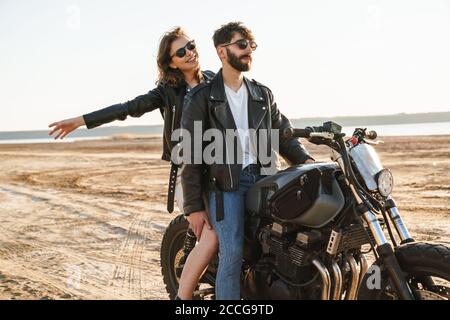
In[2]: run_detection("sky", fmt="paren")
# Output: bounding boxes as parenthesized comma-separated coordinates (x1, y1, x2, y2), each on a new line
(1, 0, 450, 131)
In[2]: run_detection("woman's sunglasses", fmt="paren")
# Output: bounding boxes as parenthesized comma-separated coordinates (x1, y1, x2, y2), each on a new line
(220, 39, 257, 51)
(171, 40, 196, 58)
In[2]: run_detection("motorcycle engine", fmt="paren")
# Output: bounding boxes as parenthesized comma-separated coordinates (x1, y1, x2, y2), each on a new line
(243, 222, 324, 300)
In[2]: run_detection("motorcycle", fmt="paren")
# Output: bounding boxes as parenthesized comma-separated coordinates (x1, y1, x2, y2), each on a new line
(160, 121, 450, 300)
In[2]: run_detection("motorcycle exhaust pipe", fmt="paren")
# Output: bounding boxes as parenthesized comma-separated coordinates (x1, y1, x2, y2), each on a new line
(312, 259, 331, 300)
(331, 260, 343, 300)
(345, 255, 360, 300)
(357, 254, 369, 297)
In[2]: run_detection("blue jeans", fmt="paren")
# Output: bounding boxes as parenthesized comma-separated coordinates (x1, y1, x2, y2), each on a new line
(208, 168, 263, 300)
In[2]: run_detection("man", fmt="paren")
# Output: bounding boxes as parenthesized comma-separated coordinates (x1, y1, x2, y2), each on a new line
(180, 22, 314, 300)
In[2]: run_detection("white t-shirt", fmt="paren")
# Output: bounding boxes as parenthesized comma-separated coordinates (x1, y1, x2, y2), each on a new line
(224, 83, 257, 168)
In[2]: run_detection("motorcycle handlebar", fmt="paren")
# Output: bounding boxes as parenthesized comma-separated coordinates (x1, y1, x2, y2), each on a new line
(282, 127, 313, 139)
(284, 127, 378, 141)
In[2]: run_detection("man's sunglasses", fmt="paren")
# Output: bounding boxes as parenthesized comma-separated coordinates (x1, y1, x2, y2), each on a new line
(220, 39, 257, 51)
(171, 40, 196, 58)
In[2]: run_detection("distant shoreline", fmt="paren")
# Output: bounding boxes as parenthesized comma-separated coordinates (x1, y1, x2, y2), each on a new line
(1, 111, 449, 141)
(290, 111, 450, 128)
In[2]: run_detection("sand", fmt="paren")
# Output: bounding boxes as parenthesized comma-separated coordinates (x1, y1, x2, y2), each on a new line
(0, 134, 449, 300)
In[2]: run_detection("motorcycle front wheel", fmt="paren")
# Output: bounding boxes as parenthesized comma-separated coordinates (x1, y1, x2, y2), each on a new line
(358, 242, 450, 300)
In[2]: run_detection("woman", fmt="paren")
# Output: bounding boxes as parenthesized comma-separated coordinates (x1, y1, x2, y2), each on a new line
(48, 27, 218, 300)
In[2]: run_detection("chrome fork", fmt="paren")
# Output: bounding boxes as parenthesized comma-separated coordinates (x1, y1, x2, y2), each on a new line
(386, 196, 413, 242)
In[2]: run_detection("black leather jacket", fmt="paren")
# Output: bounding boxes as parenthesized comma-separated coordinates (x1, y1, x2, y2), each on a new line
(180, 70, 313, 215)
(83, 70, 215, 162)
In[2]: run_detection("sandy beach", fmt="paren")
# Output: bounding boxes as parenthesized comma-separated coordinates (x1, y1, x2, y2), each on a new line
(0, 134, 449, 300)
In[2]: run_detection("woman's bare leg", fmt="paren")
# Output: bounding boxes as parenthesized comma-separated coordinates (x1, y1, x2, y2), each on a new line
(177, 225, 218, 299)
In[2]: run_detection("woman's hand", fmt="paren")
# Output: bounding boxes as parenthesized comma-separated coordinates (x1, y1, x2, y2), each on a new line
(186, 210, 212, 241)
(48, 116, 85, 140)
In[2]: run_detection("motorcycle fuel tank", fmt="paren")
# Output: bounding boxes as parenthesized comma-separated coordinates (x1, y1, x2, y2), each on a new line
(246, 163, 345, 228)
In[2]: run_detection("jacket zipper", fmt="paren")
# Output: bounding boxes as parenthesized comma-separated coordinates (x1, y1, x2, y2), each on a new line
(223, 129, 234, 189)
(171, 105, 176, 132)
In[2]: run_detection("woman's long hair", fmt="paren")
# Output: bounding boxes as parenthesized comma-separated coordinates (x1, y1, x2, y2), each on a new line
(156, 27, 202, 86)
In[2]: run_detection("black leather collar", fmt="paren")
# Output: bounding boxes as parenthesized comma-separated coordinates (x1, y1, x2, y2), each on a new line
(209, 69, 266, 103)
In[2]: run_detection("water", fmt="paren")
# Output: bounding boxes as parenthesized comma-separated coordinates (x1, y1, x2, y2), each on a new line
(341, 122, 450, 137)
(0, 122, 449, 144)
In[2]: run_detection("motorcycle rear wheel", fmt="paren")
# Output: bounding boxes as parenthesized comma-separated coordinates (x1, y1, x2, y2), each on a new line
(160, 214, 189, 300)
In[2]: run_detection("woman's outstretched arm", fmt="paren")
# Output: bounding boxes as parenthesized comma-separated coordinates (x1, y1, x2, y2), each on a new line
(48, 86, 165, 139)
(48, 116, 85, 140)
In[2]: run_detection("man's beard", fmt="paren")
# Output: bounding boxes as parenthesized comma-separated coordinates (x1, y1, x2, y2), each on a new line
(226, 48, 251, 72)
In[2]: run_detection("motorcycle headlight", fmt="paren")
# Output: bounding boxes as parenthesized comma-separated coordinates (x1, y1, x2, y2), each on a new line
(376, 169, 394, 197)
